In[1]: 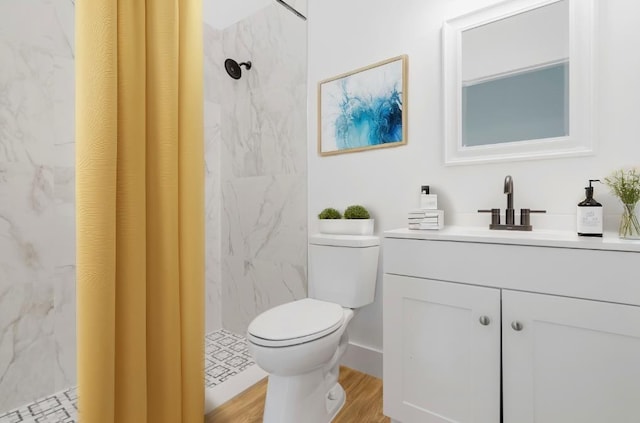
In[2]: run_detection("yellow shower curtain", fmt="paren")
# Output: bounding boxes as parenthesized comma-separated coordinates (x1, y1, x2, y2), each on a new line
(76, 1, 204, 422)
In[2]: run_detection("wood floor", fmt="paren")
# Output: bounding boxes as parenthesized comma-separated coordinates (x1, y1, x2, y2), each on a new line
(205, 366, 389, 423)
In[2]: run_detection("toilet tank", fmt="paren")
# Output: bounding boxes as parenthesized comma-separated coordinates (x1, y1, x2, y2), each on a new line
(308, 234, 380, 308)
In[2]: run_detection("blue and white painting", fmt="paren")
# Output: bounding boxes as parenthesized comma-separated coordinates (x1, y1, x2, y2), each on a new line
(319, 56, 406, 155)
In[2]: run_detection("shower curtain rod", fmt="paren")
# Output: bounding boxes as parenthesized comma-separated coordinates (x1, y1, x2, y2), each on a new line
(275, 0, 307, 21)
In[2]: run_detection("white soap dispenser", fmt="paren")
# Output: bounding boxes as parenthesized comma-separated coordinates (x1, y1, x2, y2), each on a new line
(577, 179, 603, 237)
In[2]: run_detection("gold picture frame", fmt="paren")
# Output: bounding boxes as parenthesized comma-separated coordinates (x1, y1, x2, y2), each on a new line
(317, 55, 408, 156)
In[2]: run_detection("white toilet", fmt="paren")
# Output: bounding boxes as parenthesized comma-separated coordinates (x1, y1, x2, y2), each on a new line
(247, 233, 380, 423)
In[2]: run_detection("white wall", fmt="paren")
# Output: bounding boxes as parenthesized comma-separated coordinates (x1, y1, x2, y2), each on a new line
(308, 0, 640, 359)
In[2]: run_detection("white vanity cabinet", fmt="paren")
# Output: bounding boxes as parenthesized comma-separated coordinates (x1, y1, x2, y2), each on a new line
(502, 290, 640, 423)
(384, 275, 501, 422)
(383, 229, 640, 423)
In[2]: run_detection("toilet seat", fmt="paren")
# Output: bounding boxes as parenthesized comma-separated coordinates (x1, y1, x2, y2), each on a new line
(248, 298, 345, 347)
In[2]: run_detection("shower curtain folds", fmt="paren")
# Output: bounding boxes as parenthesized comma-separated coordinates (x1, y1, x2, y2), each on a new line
(76, 1, 204, 422)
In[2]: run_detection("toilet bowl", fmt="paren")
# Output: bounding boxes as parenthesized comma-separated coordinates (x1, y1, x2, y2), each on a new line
(248, 299, 354, 423)
(247, 234, 380, 423)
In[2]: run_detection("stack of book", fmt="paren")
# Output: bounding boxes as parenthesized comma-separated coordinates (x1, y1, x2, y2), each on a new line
(408, 209, 444, 230)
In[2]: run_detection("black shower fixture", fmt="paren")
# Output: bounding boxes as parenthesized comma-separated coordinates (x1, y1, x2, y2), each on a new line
(224, 58, 252, 80)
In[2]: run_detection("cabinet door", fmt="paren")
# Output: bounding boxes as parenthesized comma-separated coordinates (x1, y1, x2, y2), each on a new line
(383, 275, 501, 423)
(503, 290, 640, 423)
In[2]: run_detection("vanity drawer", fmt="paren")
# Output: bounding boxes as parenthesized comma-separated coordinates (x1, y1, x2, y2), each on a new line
(383, 237, 640, 307)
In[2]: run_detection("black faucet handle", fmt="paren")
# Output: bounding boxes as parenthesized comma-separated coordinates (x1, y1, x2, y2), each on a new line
(520, 209, 546, 226)
(478, 208, 501, 225)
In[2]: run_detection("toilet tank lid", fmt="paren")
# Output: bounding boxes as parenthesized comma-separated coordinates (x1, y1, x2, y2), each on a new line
(309, 233, 380, 247)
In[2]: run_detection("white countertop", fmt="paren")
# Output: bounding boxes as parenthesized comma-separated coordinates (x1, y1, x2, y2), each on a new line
(384, 227, 640, 253)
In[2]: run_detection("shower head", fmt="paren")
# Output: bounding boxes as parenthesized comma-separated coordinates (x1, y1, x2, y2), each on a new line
(224, 58, 252, 80)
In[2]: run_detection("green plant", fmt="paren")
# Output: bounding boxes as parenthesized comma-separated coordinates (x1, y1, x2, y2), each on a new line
(318, 207, 342, 219)
(344, 205, 370, 219)
(605, 168, 640, 205)
(605, 168, 640, 238)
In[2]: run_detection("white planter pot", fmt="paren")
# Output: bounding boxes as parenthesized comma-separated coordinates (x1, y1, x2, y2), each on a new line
(317, 219, 374, 235)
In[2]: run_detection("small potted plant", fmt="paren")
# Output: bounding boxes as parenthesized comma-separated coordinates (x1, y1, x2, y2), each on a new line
(344, 205, 370, 219)
(605, 167, 640, 239)
(344, 204, 374, 235)
(318, 207, 342, 220)
(317, 205, 374, 235)
(318, 207, 344, 234)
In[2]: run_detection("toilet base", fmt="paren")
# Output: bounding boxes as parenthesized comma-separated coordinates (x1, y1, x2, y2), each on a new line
(251, 310, 355, 423)
(326, 382, 346, 421)
(263, 369, 346, 423)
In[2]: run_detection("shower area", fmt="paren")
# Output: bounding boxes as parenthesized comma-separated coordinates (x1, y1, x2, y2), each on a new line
(0, 0, 307, 420)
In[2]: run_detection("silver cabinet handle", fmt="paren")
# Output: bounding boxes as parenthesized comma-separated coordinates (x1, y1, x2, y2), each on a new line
(511, 321, 524, 331)
(479, 316, 491, 326)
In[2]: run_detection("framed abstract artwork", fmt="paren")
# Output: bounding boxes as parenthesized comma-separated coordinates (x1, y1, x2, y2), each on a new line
(317, 55, 408, 156)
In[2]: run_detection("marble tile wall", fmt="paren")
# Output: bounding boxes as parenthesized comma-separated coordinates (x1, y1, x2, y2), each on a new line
(0, 0, 76, 412)
(219, 4, 308, 334)
(204, 23, 224, 333)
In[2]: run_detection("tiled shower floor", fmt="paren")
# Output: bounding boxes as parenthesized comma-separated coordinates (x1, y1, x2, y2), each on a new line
(0, 329, 256, 423)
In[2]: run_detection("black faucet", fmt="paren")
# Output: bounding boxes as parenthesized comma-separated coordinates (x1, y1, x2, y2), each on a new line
(477, 175, 546, 231)
(504, 175, 515, 225)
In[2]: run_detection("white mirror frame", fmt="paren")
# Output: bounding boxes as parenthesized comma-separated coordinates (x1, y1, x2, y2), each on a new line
(443, 0, 595, 165)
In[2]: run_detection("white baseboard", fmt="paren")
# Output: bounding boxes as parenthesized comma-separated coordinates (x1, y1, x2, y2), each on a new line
(340, 341, 383, 379)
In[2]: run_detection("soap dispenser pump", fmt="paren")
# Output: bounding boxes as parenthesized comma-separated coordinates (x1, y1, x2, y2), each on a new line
(577, 179, 603, 237)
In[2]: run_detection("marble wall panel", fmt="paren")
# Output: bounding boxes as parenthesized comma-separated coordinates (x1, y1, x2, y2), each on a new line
(221, 175, 307, 265)
(219, 4, 307, 180)
(205, 101, 222, 333)
(222, 4, 306, 92)
(0, 165, 55, 285)
(204, 22, 224, 333)
(222, 255, 307, 335)
(220, 4, 308, 334)
(53, 265, 75, 390)
(0, 282, 55, 412)
(0, 0, 75, 411)
(221, 83, 307, 179)
(204, 23, 225, 105)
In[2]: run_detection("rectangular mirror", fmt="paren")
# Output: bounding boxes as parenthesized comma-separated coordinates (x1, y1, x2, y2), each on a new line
(443, 0, 595, 165)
